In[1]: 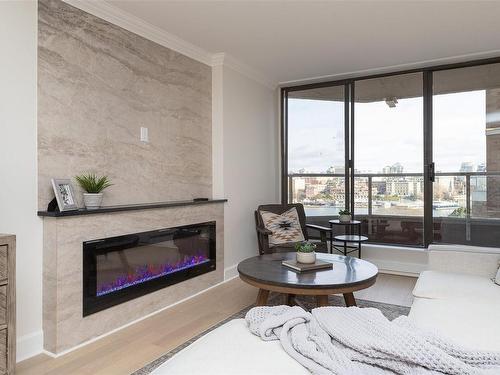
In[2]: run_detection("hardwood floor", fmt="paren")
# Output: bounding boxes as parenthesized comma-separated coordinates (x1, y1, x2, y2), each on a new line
(17, 273, 416, 375)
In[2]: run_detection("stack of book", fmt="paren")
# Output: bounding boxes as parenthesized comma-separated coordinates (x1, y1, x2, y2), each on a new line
(282, 259, 333, 272)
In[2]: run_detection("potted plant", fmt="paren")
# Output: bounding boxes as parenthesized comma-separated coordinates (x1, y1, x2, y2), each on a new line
(338, 209, 352, 223)
(295, 241, 316, 264)
(75, 173, 112, 210)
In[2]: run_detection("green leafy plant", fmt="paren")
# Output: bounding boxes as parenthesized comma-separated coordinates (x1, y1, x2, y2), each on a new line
(295, 241, 316, 253)
(75, 173, 113, 194)
(338, 209, 351, 216)
(449, 207, 466, 218)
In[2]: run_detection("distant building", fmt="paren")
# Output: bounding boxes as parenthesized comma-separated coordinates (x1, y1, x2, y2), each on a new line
(382, 163, 404, 174)
(385, 176, 423, 197)
(372, 180, 386, 195)
(326, 165, 346, 174)
(392, 163, 404, 174)
(433, 176, 456, 199)
(459, 162, 474, 173)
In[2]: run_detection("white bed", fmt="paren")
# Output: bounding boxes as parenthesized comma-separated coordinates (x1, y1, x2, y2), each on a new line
(153, 244, 500, 374)
(151, 318, 308, 375)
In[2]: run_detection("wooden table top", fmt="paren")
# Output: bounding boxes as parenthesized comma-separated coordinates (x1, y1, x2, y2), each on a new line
(237, 252, 378, 291)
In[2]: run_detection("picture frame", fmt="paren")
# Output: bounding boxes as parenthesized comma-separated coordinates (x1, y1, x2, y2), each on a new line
(51, 178, 78, 211)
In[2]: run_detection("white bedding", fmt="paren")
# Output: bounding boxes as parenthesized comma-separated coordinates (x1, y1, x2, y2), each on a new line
(409, 269, 500, 352)
(152, 318, 309, 375)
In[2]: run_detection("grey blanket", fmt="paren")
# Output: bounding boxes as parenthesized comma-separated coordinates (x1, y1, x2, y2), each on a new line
(245, 305, 500, 375)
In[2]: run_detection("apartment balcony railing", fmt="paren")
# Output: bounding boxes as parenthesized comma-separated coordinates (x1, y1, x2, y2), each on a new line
(288, 172, 500, 247)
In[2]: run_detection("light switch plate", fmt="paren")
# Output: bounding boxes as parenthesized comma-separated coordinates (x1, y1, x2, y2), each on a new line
(140, 127, 149, 143)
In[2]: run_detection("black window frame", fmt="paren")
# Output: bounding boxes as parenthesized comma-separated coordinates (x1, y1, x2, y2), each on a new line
(281, 56, 500, 248)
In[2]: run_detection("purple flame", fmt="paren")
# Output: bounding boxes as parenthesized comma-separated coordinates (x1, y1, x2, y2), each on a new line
(97, 254, 209, 296)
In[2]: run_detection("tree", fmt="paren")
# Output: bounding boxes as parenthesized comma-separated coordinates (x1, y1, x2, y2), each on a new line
(449, 207, 466, 218)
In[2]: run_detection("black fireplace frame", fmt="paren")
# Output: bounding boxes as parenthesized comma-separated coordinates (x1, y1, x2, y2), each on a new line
(83, 221, 216, 316)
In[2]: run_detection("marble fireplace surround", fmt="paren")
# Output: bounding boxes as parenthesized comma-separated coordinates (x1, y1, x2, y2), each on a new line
(42, 203, 224, 354)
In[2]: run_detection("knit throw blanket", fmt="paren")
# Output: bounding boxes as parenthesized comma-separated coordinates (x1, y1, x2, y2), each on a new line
(245, 305, 500, 375)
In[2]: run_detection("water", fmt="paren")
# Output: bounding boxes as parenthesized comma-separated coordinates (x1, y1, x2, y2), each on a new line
(304, 205, 457, 217)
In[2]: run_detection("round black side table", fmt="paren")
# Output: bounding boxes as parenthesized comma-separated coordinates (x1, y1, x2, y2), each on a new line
(328, 219, 368, 258)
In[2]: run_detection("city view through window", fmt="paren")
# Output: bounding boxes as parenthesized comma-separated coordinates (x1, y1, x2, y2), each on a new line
(289, 91, 487, 218)
(285, 63, 500, 246)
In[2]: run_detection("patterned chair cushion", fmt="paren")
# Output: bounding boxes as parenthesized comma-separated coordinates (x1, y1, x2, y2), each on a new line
(260, 207, 305, 246)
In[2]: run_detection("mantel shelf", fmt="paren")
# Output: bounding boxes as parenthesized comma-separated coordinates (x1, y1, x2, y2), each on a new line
(37, 199, 228, 218)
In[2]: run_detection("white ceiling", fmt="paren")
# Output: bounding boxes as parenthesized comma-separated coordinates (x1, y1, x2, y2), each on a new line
(105, 0, 500, 86)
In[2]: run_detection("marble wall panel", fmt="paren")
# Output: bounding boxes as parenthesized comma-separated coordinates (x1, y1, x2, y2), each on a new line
(38, 0, 212, 209)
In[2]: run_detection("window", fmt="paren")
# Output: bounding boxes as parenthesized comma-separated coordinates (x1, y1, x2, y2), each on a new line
(287, 85, 347, 217)
(432, 63, 500, 246)
(354, 73, 423, 246)
(282, 58, 500, 248)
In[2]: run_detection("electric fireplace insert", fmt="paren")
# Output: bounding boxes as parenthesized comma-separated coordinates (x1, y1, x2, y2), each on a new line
(83, 221, 216, 316)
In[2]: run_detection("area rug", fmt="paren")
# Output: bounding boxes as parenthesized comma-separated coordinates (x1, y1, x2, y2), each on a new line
(131, 294, 411, 375)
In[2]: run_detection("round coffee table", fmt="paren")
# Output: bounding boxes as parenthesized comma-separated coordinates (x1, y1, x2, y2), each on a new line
(238, 252, 378, 307)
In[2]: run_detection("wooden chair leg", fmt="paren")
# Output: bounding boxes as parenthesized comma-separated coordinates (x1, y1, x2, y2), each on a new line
(284, 293, 296, 306)
(256, 289, 270, 306)
(343, 292, 356, 307)
(315, 295, 329, 307)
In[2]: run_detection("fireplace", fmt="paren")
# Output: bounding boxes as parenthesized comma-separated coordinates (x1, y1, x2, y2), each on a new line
(83, 221, 216, 316)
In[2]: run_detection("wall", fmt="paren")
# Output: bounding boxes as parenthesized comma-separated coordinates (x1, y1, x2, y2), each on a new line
(38, 0, 212, 209)
(0, 1, 43, 361)
(213, 65, 279, 277)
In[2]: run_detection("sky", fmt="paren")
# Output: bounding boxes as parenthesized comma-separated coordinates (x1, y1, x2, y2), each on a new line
(288, 90, 486, 174)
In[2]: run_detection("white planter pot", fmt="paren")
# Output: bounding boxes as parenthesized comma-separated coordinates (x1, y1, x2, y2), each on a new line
(339, 214, 352, 223)
(83, 193, 103, 210)
(296, 251, 316, 264)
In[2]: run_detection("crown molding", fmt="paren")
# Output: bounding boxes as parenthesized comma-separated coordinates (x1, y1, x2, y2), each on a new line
(63, 0, 277, 90)
(63, 0, 213, 65)
(212, 53, 276, 90)
(211, 53, 226, 67)
(62, 1, 276, 90)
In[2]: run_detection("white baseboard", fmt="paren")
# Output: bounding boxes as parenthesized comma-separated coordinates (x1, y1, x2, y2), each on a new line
(17, 330, 44, 363)
(364, 258, 425, 277)
(224, 264, 238, 280)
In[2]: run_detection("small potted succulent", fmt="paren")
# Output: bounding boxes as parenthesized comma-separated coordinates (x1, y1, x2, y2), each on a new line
(295, 241, 317, 264)
(75, 173, 112, 210)
(338, 209, 352, 223)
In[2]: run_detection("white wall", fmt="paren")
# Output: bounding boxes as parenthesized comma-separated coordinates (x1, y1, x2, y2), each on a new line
(0, 1, 43, 361)
(213, 65, 279, 278)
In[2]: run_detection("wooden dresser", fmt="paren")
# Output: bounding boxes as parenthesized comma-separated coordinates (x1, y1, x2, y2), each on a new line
(0, 235, 15, 374)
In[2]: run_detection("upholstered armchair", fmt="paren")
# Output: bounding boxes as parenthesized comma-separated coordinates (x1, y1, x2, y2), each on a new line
(254, 203, 331, 255)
